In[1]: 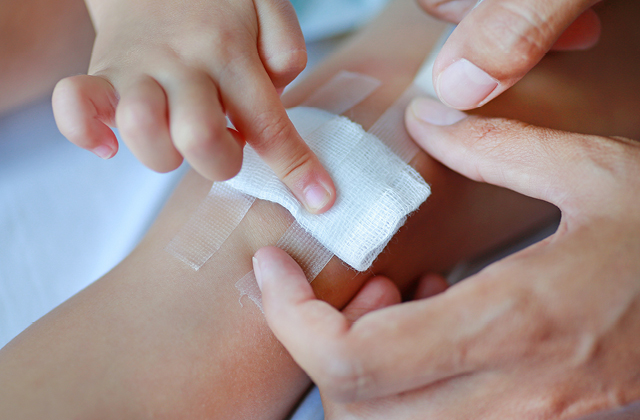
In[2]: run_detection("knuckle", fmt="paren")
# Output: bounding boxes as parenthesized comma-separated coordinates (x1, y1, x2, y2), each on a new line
(461, 117, 531, 181)
(248, 112, 312, 180)
(266, 49, 307, 83)
(316, 344, 368, 403)
(173, 27, 253, 70)
(250, 109, 292, 147)
(481, 2, 555, 70)
(173, 119, 227, 155)
(116, 99, 159, 141)
(575, 136, 640, 198)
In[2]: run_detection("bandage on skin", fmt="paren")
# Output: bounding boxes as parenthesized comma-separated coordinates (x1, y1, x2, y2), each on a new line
(166, 47, 447, 309)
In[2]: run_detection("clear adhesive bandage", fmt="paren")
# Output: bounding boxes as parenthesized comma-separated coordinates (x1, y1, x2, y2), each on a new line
(165, 28, 453, 310)
(165, 71, 381, 271)
(165, 184, 255, 270)
(235, 221, 333, 313)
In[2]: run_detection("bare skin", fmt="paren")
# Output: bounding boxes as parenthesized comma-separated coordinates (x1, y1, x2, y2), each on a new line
(0, 0, 638, 418)
(258, 2, 640, 419)
(52, 0, 337, 214)
(0, 0, 93, 114)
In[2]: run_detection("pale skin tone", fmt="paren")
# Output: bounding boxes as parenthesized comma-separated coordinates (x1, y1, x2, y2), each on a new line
(0, 0, 639, 419)
(0, 0, 93, 114)
(420, 0, 604, 110)
(255, 1, 640, 419)
(52, 0, 337, 214)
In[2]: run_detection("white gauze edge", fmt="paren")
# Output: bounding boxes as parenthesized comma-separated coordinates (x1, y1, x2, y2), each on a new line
(224, 107, 430, 272)
(235, 221, 333, 313)
(165, 71, 381, 271)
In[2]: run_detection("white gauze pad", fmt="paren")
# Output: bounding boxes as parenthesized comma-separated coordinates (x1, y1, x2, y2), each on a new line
(223, 107, 430, 271)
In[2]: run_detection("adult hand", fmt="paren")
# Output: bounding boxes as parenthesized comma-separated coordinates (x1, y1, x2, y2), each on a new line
(253, 97, 640, 419)
(417, 0, 602, 109)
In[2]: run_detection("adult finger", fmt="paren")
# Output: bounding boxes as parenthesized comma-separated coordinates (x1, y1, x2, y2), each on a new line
(220, 56, 336, 214)
(255, 245, 542, 402)
(254, 246, 352, 389)
(430, 0, 601, 109)
(52, 75, 119, 159)
(405, 97, 621, 209)
(255, 0, 307, 91)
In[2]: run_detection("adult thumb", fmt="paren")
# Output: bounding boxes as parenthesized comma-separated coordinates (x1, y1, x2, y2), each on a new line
(431, 0, 601, 110)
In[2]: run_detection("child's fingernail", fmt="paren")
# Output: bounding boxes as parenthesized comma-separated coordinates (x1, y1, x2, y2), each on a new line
(253, 256, 262, 290)
(303, 183, 332, 213)
(92, 145, 115, 159)
(436, 58, 498, 109)
(408, 97, 467, 126)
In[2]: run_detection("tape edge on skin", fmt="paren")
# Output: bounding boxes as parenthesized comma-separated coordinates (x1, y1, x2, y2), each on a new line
(166, 71, 384, 272)
(235, 221, 334, 313)
(167, 65, 439, 312)
(302, 70, 382, 115)
(165, 184, 256, 271)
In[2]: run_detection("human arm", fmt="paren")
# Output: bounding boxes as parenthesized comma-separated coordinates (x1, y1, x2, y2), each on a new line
(5, 0, 635, 416)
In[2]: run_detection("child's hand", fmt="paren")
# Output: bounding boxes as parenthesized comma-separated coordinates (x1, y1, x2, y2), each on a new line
(52, 0, 336, 214)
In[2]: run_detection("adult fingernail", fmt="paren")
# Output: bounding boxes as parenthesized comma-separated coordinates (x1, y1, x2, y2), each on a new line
(408, 97, 467, 126)
(436, 58, 498, 109)
(92, 145, 115, 159)
(253, 256, 263, 290)
(303, 182, 332, 213)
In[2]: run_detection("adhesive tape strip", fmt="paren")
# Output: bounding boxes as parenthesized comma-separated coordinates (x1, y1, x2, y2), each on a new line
(235, 220, 333, 313)
(166, 71, 383, 271)
(367, 83, 427, 163)
(412, 24, 455, 98)
(224, 107, 430, 272)
(302, 70, 381, 115)
(165, 183, 255, 270)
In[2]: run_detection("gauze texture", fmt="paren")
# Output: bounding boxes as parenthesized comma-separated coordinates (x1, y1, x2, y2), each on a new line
(224, 107, 430, 271)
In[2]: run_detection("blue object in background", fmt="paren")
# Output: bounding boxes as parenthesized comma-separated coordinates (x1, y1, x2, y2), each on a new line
(291, 0, 389, 42)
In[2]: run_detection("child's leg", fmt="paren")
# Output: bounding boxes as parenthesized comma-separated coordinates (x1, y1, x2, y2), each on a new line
(1, 0, 637, 418)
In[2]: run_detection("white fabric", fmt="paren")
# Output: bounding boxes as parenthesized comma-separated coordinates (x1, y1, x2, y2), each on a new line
(225, 107, 430, 271)
(0, 98, 186, 348)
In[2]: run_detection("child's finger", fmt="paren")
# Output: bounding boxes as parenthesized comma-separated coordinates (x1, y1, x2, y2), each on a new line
(164, 71, 244, 181)
(115, 75, 183, 173)
(221, 57, 336, 214)
(255, 0, 307, 90)
(52, 75, 119, 159)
